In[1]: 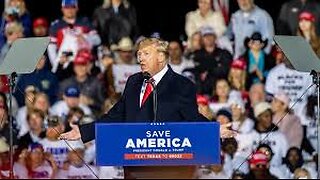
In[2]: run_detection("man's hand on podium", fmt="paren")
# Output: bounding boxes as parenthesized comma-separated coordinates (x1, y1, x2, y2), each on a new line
(220, 123, 237, 139)
(59, 123, 81, 141)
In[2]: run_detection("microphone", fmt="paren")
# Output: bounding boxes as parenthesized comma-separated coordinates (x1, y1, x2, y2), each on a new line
(142, 72, 151, 80)
(142, 72, 158, 122)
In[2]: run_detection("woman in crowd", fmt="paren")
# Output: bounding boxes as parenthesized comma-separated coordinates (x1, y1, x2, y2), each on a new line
(271, 91, 303, 148)
(209, 78, 242, 115)
(297, 11, 320, 57)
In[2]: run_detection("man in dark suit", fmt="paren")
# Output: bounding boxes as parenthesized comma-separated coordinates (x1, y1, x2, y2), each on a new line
(60, 37, 235, 143)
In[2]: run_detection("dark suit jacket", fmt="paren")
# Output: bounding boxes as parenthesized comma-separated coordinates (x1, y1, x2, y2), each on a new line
(80, 67, 207, 143)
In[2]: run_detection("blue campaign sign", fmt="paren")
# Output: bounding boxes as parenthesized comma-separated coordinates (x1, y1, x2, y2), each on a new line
(95, 122, 220, 166)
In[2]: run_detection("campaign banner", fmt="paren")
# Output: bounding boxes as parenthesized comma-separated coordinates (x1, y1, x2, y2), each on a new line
(95, 122, 220, 166)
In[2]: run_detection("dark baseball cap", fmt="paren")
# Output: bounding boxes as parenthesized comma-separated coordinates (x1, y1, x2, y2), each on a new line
(64, 86, 80, 98)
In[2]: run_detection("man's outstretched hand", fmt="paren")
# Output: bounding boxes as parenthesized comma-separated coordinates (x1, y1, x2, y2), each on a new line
(59, 123, 81, 141)
(220, 123, 237, 139)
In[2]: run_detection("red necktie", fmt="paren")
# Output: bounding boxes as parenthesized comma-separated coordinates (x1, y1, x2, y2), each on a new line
(141, 82, 153, 106)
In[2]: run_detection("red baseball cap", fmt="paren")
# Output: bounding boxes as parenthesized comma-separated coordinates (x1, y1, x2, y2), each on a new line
(299, 11, 315, 22)
(33, 17, 48, 28)
(74, 55, 89, 65)
(249, 151, 268, 166)
(196, 94, 209, 106)
(73, 49, 92, 65)
(231, 58, 247, 70)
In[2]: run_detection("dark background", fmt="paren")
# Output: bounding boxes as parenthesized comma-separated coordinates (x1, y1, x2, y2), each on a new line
(2, 0, 289, 40)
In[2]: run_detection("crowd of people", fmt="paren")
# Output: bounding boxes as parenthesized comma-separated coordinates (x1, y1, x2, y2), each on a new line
(0, 0, 320, 179)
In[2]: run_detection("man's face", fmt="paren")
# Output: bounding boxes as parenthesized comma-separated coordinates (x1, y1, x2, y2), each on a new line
(137, 45, 164, 76)
(202, 34, 216, 48)
(237, 0, 254, 12)
(288, 149, 300, 166)
(198, 0, 211, 14)
(168, 41, 182, 61)
(61, 6, 78, 19)
(257, 110, 272, 130)
(74, 64, 88, 78)
(65, 96, 80, 108)
(119, 51, 133, 64)
(33, 26, 48, 37)
(248, 40, 264, 52)
(28, 113, 43, 131)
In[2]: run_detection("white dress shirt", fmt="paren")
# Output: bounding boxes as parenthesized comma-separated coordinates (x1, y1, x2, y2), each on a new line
(139, 65, 168, 107)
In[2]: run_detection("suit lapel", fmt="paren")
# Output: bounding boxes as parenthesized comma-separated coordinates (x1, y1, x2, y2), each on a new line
(156, 67, 174, 97)
(131, 73, 144, 112)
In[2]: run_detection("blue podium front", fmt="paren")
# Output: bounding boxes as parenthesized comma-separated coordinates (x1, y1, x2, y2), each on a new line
(96, 122, 221, 166)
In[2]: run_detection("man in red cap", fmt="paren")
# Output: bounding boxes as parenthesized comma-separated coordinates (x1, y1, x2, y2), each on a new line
(32, 17, 48, 37)
(247, 151, 278, 179)
(48, 0, 101, 73)
(59, 49, 106, 114)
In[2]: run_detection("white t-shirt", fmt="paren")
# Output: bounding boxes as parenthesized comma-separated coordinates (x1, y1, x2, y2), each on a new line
(169, 57, 195, 75)
(40, 138, 69, 169)
(50, 100, 92, 121)
(112, 64, 140, 94)
(235, 128, 289, 166)
(209, 90, 243, 114)
(265, 63, 314, 116)
(57, 165, 98, 179)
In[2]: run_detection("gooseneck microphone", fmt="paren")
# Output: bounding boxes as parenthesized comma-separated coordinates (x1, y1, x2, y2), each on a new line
(142, 72, 158, 122)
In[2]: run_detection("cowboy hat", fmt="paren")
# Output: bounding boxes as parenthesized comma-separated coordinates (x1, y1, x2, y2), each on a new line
(244, 32, 268, 49)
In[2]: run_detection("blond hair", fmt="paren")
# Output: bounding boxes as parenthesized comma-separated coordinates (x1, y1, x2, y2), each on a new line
(5, 22, 23, 36)
(137, 38, 169, 58)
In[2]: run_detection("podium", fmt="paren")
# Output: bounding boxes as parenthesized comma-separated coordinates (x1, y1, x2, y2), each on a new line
(95, 122, 220, 179)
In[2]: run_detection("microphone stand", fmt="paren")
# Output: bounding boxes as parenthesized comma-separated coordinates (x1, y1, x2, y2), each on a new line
(8, 72, 17, 179)
(310, 70, 320, 178)
(143, 72, 158, 122)
(150, 81, 157, 122)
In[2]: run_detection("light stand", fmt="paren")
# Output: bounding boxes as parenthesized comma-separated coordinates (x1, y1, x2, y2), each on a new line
(8, 72, 17, 179)
(310, 70, 320, 178)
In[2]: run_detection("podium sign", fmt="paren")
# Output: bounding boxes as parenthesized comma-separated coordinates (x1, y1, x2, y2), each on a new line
(96, 122, 220, 166)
